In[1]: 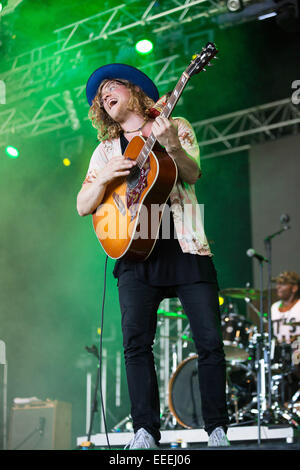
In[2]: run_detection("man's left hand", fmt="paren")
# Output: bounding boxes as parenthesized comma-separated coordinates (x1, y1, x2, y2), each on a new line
(151, 116, 181, 152)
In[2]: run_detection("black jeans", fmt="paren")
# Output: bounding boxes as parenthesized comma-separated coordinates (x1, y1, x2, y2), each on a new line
(118, 270, 229, 444)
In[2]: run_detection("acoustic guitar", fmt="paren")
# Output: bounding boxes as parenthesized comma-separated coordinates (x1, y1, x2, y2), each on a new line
(92, 42, 218, 261)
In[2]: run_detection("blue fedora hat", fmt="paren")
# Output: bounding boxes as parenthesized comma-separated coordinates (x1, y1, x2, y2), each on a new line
(86, 63, 159, 106)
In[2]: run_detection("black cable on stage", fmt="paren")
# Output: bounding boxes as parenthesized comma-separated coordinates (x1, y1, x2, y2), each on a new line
(85, 254, 111, 450)
(98, 254, 111, 449)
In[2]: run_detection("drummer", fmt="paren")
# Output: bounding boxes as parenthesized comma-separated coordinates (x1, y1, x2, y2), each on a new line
(271, 271, 300, 344)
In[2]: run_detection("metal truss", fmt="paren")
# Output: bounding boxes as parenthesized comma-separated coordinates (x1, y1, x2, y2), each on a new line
(193, 98, 300, 159)
(0, 0, 277, 102)
(1, 94, 299, 158)
(1, 46, 112, 105)
(0, 51, 200, 142)
(0, 0, 220, 99)
(0, 92, 71, 138)
(53, 0, 224, 54)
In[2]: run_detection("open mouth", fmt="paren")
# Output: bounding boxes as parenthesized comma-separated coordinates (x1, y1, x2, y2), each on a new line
(108, 98, 118, 109)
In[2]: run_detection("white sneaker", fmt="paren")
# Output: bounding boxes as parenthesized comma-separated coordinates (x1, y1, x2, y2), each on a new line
(124, 428, 158, 450)
(208, 427, 230, 447)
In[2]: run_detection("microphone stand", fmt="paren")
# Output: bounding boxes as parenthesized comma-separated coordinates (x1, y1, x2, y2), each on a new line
(247, 250, 269, 444)
(256, 258, 265, 445)
(264, 224, 290, 408)
(84, 345, 101, 447)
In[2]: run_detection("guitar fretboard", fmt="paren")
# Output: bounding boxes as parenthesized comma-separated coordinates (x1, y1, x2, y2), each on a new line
(134, 42, 217, 168)
(136, 73, 190, 169)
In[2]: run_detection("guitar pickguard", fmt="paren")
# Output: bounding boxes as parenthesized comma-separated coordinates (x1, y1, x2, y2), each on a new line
(126, 157, 151, 221)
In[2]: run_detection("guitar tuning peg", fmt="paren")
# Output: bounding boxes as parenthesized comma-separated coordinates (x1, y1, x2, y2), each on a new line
(214, 56, 219, 59)
(203, 68, 206, 72)
(207, 63, 213, 66)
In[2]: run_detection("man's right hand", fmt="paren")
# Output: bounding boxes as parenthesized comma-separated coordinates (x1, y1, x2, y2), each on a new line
(97, 155, 136, 185)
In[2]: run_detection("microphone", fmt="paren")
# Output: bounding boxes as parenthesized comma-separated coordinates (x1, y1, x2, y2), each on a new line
(280, 213, 290, 230)
(246, 248, 269, 263)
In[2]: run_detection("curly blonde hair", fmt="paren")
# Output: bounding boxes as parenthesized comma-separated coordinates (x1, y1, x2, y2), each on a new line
(88, 79, 155, 141)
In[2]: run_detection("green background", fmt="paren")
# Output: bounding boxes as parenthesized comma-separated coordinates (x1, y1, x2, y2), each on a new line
(0, 0, 299, 447)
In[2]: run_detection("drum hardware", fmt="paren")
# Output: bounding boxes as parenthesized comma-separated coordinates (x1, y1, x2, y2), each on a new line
(245, 250, 274, 443)
(157, 309, 188, 320)
(181, 323, 193, 346)
(220, 287, 262, 300)
(264, 221, 291, 408)
(156, 297, 300, 433)
(155, 299, 192, 429)
(221, 313, 254, 363)
(244, 297, 268, 325)
(242, 337, 300, 429)
(168, 356, 259, 429)
(289, 389, 300, 416)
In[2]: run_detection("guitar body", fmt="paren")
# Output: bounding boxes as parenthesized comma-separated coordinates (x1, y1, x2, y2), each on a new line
(92, 135, 178, 261)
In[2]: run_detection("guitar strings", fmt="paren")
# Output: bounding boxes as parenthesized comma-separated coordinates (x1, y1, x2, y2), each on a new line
(129, 78, 186, 173)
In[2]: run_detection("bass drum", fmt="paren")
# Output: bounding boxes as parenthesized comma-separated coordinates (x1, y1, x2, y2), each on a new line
(168, 355, 256, 428)
(168, 355, 204, 429)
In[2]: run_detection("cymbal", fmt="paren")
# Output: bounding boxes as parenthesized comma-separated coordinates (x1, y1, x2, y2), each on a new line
(220, 288, 262, 300)
(157, 309, 188, 320)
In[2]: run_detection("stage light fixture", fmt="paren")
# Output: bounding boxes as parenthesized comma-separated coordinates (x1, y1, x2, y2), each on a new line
(227, 0, 244, 11)
(0, 1, 9, 14)
(5, 146, 19, 158)
(135, 39, 153, 55)
(63, 158, 71, 166)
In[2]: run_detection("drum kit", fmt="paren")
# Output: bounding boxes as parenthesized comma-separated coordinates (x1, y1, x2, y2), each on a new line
(155, 290, 300, 431)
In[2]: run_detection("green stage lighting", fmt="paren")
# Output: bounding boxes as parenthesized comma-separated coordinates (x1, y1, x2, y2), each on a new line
(135, 39, 153, 55)
(5, 146, 19, 158)
(0, 1, 8, 13)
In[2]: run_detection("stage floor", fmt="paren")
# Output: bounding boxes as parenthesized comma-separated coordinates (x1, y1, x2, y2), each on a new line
(77, 424, 300, 450)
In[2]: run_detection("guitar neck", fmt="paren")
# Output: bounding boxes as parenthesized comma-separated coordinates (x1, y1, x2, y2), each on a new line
(137, 72, 190, 166)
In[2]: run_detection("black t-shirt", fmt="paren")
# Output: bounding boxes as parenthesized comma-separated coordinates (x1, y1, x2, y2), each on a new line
(113, 133, 218, 287)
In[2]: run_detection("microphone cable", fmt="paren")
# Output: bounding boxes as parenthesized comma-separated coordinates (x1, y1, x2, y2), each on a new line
(98, 254, 111, 449)
(86, 254, 111, 450)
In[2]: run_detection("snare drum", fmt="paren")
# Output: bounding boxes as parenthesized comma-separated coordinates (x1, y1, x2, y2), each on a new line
(221, 314, 253, 362)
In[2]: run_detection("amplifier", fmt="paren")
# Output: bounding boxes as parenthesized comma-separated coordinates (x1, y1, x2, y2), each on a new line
(8, 400, 71, 450)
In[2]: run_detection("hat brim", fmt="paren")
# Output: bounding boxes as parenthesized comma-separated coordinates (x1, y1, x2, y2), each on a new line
(86, 63, 159, 106)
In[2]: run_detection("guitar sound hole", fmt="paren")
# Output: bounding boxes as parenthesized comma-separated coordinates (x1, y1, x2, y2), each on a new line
(126, 165, 141, 189)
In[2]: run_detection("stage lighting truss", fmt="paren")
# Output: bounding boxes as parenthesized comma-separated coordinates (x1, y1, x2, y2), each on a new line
(0, 0, 23, 17)
(192, 98, 300, 159)
(0, 0, 299, 151)
(0, 94, 299, 158)
(53, 0, 224, 54)
(0, 0, 282, 101)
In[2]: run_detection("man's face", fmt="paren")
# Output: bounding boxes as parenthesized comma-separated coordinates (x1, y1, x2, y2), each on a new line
(276, 282, 297, 301)
(100, 80, 131, 122)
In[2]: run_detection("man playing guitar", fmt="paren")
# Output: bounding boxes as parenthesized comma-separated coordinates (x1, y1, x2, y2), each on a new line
(77, 62, 229, 448)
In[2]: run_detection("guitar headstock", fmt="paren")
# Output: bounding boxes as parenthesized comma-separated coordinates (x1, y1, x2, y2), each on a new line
(186, 42, 218, 77)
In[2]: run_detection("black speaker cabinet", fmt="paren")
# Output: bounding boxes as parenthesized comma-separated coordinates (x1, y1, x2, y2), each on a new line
(8, 400, 71, 450)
